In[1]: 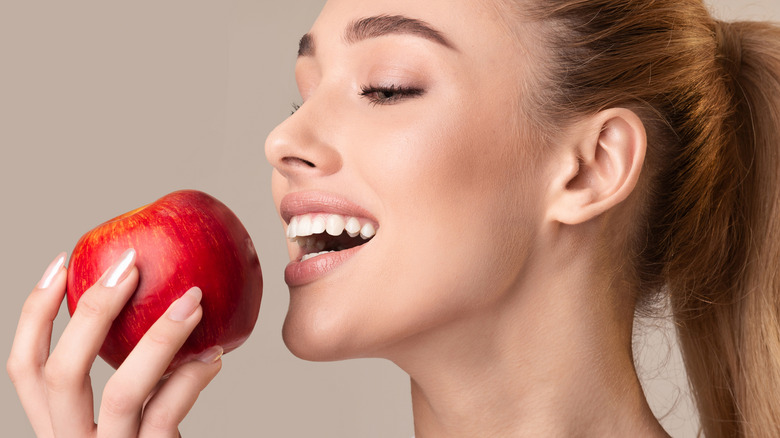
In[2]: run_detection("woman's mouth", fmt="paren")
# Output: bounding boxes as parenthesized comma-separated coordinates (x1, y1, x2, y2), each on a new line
(287, 213, 376, 262)
(280, 192, 379, 286)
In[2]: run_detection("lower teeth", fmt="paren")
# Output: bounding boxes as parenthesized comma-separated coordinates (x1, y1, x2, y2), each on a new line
(301, 250, 336, 262)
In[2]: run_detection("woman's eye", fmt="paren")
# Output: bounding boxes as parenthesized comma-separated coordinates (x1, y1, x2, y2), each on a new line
(360, 84, 425, 105)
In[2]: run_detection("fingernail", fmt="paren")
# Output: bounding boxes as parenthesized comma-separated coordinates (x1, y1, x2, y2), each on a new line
(101, 249, 136, 287)
(38, 253, 66, 289)
(169, 287, 202, 321)
(196, 345, 224, 364)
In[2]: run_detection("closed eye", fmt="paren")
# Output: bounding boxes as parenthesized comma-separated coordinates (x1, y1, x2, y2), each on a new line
(360, 84, 425, 106)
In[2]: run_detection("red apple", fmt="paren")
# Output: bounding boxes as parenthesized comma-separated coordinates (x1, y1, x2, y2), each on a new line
(66, 190, 262, 373)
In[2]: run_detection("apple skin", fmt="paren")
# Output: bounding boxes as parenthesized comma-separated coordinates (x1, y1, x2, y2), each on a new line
(66, 190, 262, 373)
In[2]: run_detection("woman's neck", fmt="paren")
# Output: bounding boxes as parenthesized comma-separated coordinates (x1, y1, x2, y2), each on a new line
(394, 253, 670, 438)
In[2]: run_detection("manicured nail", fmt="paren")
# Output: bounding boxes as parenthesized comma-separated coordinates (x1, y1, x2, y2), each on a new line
(38, 253, 66, 289)
(101, 249, 136, 287)
(196, 345, 224, 364)
(169, 287, 202, 321)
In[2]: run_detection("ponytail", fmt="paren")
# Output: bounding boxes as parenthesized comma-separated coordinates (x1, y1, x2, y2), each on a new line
(679, 21, 780, 437)
(514, 1, 780, 435)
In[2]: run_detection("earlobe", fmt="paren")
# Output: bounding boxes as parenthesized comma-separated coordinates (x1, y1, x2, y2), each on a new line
(547, 108, 647, 225)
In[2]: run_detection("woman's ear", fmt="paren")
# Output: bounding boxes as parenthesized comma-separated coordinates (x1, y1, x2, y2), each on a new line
(546, 108, 647, 225)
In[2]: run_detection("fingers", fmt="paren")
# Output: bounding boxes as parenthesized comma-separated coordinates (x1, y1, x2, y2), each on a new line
(7, 253, 68, 438)
(138, 348, 223, 438)
(45, 248, 139, 438)
(11, 250, 224, 438)
(97, 287, 214, 437)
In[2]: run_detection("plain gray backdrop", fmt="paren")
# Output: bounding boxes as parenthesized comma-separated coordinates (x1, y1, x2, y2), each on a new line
(2, 0, 778, 436)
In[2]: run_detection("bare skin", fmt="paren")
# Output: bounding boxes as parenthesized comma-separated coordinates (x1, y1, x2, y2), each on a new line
(10, 0, 672, 436)
(268, 0, 670, 436)
(7, 250, 222, 437)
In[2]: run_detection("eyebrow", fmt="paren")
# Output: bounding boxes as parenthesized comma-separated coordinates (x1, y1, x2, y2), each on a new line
(297, 14, 457, 58)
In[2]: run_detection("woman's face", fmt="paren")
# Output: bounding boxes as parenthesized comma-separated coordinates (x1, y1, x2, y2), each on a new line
(266, 0, 547, 361)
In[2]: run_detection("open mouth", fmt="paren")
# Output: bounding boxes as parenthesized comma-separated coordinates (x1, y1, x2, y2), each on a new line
(287, 213, 376, 262)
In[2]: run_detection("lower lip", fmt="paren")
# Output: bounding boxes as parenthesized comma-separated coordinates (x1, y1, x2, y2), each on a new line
(284, 244, 366, 287)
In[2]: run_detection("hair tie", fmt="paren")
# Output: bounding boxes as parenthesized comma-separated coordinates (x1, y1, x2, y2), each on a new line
(714, 20, 743, 80)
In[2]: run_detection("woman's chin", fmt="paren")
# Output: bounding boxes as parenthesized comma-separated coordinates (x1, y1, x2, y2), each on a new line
(281, 313, 363, 362)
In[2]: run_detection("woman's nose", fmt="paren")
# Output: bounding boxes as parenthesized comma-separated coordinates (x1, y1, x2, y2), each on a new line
(264, 104, 343, 182)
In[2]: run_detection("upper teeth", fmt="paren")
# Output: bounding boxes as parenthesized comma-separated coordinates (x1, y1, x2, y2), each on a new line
(287, 214, 376, 241)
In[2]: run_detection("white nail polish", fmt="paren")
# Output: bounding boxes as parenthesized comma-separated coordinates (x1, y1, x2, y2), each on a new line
(38, 254, 66, 289)
(103, 249, 136, 287)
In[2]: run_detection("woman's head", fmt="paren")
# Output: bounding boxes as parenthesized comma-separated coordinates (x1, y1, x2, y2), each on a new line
(265, 0, 666, 360)
(267, 0, 780, 435)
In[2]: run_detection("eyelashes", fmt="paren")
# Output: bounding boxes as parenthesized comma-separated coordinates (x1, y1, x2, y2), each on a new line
(359, 84, 425, 106)
(289, 84, 425, 114)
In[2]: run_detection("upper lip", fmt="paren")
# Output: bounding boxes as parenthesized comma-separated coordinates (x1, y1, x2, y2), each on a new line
(279, 191, 379, 225)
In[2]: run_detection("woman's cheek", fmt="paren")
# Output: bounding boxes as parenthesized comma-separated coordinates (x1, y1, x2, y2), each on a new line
(356, 109, 475, 199)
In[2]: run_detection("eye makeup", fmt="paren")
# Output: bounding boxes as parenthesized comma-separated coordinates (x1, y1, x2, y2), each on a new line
(359, 83, 426, 106)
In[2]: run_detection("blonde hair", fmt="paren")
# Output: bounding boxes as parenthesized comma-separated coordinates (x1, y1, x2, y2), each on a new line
(508, 0, 780, 436)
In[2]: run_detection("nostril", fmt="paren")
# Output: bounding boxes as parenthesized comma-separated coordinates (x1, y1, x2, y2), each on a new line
(283, 157, 316, 168)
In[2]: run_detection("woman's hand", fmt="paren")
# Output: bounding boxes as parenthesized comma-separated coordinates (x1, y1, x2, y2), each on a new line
(7, 250, 223, 438)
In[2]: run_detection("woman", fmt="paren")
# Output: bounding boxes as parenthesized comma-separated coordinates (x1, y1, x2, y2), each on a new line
(8, 0, 780, 436)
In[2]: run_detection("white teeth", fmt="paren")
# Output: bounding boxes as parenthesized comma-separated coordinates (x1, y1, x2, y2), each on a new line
(311, 215, 327, 234)
(287, 213, 377, 242)
(345, 217, 361, 237)
(360, 223, 376, 239)
(287, 216, 298, 240)
(326, 214, 346, 237)
(297, 215, 313, 237)
(301, 250, 335, 262)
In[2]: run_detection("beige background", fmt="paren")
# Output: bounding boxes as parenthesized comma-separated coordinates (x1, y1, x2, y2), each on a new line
(1, 1, 777, 436)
